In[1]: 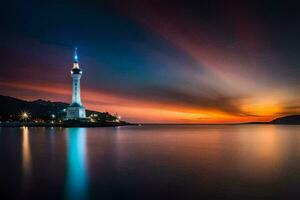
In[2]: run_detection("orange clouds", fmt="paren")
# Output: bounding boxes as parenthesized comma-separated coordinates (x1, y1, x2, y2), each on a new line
(0, 80, 278, 123)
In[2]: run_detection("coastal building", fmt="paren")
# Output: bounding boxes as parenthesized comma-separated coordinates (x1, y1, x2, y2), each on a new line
(66, 48, 86, 120)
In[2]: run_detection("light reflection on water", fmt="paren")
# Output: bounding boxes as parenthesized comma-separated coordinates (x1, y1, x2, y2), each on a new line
(235, 125, 284, 180)
(21, 126, 32, 195)
(22, 127, 31, 175)
(65, 128, 88, 200)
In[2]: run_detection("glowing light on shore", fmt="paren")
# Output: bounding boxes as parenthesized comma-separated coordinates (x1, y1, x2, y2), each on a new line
(20, 112, 30, 122)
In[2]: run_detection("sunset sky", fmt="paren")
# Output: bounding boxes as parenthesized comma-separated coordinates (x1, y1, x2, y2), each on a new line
(0, 0, 299, 123)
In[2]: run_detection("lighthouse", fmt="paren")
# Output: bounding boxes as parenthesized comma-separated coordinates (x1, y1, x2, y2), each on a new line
(66, 48, 86, 120)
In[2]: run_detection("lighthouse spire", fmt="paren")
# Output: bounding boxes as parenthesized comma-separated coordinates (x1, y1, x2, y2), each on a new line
(74, 47, 79, 62)
(73, 48, 80, 69)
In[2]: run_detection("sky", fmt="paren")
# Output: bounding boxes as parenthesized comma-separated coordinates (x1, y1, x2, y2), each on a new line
(0, 0, 299, 123)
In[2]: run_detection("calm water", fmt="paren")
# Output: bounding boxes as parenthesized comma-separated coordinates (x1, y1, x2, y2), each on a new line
(0, 125, 300, 199)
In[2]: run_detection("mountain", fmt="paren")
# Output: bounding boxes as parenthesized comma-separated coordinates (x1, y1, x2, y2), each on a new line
(270, 115, 300, 125)
(0, 95, 116, 121)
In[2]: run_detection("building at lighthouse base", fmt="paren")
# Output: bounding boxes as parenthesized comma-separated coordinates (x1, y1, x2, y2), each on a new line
(66, 103, 86, 119)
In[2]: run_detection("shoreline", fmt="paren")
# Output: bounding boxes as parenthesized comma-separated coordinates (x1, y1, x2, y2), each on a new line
(0, 121, 134, 128)
(0, 122, 300, 128)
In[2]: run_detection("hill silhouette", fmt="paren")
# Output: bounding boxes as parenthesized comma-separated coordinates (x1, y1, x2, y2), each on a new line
(0, 95, 116, 121)
(270, 115, 300, 125)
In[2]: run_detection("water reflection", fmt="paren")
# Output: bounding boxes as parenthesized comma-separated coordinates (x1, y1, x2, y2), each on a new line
(21, 126, 32, 196)
(65, 128, 88, 200)
(22, 127, 31, 176)
(2, 125, 299, 199)
(235, 125, 284, 181)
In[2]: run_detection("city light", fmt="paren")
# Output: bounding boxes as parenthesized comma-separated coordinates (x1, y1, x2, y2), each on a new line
(20, 112, 30, 122)
(23, 113, 28, 118)
(115, 115, 121, 123)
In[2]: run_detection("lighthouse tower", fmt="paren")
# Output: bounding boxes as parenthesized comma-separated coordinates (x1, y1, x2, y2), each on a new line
(66, 48, 86, 120)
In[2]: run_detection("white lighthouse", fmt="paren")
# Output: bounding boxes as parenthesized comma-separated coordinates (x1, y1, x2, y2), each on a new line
(66, 48, 86, 120)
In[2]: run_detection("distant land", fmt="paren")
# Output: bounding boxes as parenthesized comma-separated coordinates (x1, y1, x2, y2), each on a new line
(270, 115, 300, 125)
(0, 95, 131, 127)
(238, 115, 299, 125)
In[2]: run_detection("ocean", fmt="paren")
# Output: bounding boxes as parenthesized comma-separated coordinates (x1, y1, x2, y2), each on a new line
(1, 125, 300, 199)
